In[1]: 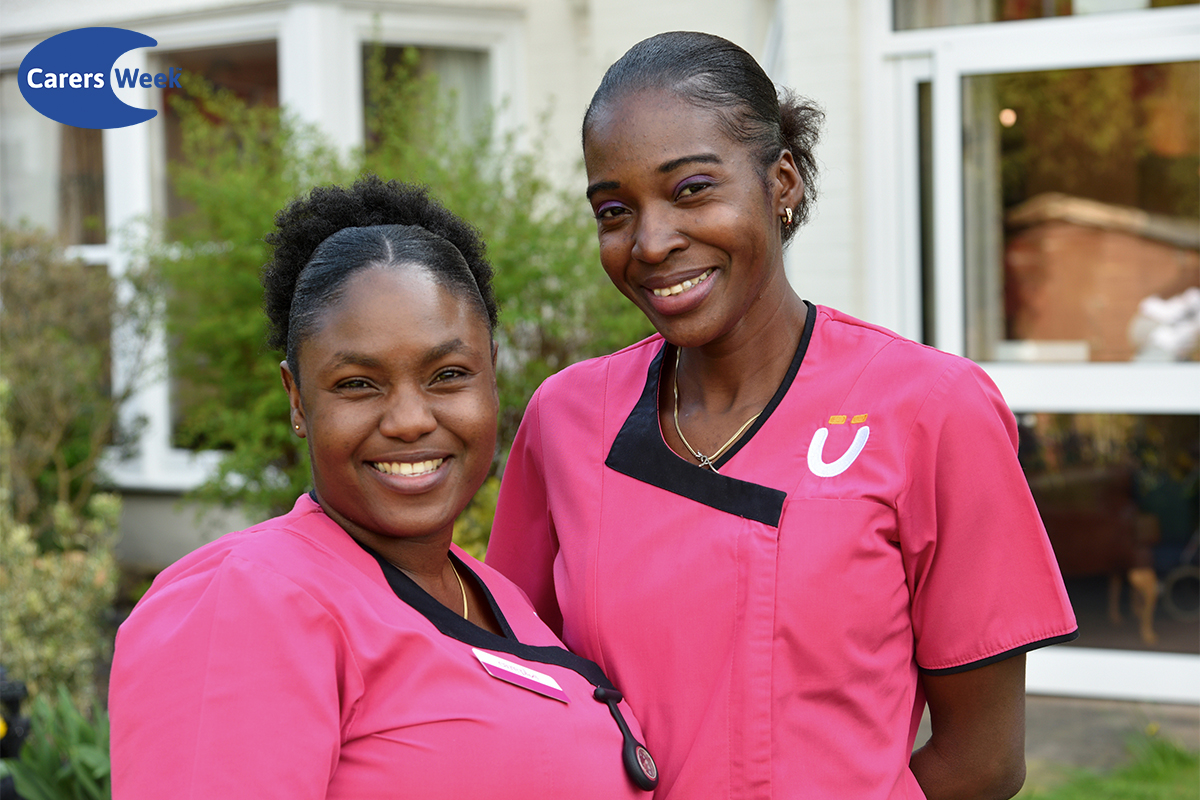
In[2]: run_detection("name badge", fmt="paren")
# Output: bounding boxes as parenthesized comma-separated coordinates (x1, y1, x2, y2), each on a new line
(472, 648, 569, 703)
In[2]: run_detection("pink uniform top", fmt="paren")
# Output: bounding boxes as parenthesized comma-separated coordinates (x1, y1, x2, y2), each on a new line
(486, 304, 1078, 800)
(109, 494, 649, 800)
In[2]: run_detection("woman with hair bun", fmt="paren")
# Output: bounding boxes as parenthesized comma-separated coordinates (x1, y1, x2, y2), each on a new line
(109, 176, 656, 799)
(486, 32, 1078, 799)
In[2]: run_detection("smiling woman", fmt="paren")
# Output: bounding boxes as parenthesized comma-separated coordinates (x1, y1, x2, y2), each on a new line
(486, 32, 1080, 800)
(107, 175, 657, 799)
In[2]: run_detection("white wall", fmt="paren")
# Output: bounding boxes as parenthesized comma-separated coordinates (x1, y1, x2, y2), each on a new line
(778, 0, 865, 317)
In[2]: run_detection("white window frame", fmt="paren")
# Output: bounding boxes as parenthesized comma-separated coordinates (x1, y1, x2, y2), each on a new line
(863, 1, 1200, 703)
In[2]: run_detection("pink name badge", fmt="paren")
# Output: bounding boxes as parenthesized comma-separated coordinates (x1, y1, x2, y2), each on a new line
(472, 648, 570, 703)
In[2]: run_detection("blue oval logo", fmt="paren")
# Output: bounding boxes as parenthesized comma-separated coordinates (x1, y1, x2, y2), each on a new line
(19, 27, 160, 129)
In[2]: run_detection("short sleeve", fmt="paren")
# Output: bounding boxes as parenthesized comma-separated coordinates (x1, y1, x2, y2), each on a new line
(109, 555, 353, 799)
(898, 361, 1077, 673)
(487, 386, 565, 636)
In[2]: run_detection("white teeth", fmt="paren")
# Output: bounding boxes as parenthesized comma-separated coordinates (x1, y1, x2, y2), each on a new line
(371, 459, 444, 476)
(653, 268, 713, 298)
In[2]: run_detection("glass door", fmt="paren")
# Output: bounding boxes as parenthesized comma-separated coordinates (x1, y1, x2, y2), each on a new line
(872, 0, 1200, 700)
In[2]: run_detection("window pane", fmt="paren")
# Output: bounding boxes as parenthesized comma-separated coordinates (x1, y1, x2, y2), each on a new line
(362, 44, 490, 144)
(963, 62, 1199, 362)
(894, 0, 1197, 30)
(163, 41, 279, 222)
(1, 72, 106, 244)
(1019, 413, 1199, 654)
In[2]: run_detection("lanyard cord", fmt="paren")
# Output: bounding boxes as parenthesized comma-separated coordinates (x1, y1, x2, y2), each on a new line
(360, 541, 659, 791)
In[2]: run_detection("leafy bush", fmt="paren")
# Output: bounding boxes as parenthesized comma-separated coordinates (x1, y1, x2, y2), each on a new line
(1, 685, 111, 800)
(0, 228, 128, 710)
(453, 477, 499, 561)
(0, 379, 118, 711)
(155, 75, 340, 516)
(159, 47, 651, 522)
(0, 226, 150, 541)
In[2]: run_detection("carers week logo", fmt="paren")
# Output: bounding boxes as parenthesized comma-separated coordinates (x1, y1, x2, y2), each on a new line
(19, 27, 181, 129)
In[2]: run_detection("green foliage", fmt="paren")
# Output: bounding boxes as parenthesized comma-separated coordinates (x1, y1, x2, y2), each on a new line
(453, 476, 499, 561)
(0, 228, 125, 710)
(2, 685, 111, 800)
(1019, 734, 1199, 800)
(156, 74, 345, 515)
(161, 46, 651, 518)
(0, 499, 119, 711)
(995, 62, 1199, 218)
(0, 226, 149, 540)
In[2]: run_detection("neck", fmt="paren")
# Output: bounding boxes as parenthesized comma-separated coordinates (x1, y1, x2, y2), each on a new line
(677, 288, 806, 413)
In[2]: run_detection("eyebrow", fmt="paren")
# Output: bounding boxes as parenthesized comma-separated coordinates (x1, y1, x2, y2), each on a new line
(422, 338, 478, 363)
(325, 338, 478, 372)
(327, 351, 385, 370)
(585, 153, 723, 201)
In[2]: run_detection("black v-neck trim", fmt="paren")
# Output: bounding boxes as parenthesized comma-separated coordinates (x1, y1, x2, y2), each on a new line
(603, 300, 816, 527)
(355, 540, 616, 690)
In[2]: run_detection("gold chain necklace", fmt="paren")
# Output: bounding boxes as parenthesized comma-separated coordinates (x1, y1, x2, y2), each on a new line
(672, 348, 761, 473)
(449, 560, 468, 619)
(387, 555, 469, 619)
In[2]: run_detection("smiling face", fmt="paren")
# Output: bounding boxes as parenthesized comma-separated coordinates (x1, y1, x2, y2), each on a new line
(583, 89, 802, 349)
(282, 266, 498, 554)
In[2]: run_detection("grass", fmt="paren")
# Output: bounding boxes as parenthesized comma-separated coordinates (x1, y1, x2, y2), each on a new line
(1019, 735, 1199, 800)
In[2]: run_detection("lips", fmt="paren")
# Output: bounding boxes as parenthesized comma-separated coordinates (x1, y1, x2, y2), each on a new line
(643, 267, 717, 317)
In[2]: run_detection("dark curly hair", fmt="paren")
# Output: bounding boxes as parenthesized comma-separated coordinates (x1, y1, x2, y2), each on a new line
(261, 175, 497, 380)
(582, 31, 824, 242)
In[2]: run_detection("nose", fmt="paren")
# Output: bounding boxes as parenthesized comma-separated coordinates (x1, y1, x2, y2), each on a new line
(630, 204, 688, 265)
(379, 384, 438, 442)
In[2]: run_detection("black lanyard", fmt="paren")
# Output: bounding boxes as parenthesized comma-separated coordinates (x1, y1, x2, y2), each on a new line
(357, 540, 658, 792)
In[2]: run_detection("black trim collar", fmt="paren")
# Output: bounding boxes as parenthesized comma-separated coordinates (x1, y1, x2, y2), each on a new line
(603, 301, 816, 527)
(356, 540, 616, 689)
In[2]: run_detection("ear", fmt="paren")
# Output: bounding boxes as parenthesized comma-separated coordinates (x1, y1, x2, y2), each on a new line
(490, 340, 501, 403)
(773, 150, 803, 218)
(281, 360, 307, 438)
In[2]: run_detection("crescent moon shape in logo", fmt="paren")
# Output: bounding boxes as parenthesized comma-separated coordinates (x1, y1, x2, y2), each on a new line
(807, 425, 870, 478)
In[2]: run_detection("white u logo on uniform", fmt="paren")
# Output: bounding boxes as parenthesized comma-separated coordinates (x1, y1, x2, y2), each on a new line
(807, 426, 870, 477)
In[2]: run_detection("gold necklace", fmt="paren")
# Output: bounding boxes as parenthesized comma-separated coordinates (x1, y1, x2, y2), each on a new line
(672, 348, 761, 473)
(449, 560, 469, 619)
(387, 555, 469, 619)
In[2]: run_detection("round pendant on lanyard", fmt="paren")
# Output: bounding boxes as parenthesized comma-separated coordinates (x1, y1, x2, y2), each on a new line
(593, 686, 659, 790)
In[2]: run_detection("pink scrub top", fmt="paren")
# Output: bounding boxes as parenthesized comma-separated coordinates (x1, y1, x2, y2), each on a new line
(109, 494, 649, 800)
(487, 303, 1078, 800)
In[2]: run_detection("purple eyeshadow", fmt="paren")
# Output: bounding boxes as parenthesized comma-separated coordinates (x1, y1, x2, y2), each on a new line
(674, 175, 715, 194)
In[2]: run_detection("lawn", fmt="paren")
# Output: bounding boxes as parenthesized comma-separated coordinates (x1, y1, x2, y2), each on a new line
(1019, 735, 1199, 800)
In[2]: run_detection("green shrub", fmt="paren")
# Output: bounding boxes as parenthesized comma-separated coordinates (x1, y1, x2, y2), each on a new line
(0, 380, 119, 711)
(0, 226, 150, 541)
(0, 227, 131, 709)
(1, 684, 111, 800)
(453, 477, 499, 560)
